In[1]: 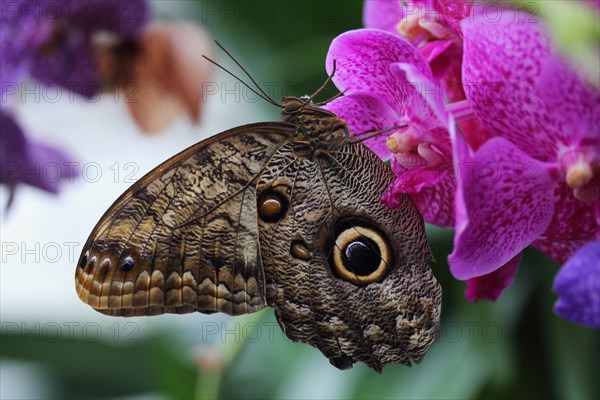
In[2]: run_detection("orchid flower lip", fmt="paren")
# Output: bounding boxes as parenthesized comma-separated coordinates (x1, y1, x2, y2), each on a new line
(566, 162, 593, 188)
(396, 4, 451, 46)
(558, 147, 599, 200)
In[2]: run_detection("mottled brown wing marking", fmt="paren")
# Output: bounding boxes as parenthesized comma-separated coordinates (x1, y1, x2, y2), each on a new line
(260, 140, 441, 371)
(75, 123, 295, 316)
(319, 151, 395, 273)
(314, 156, 382, 369)
(322, 144, 440, 367)
(257, 152, 322, 343)
(257, 146, 360, 367)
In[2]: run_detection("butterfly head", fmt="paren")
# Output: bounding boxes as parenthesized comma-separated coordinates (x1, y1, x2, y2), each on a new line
(281, 96, 348, 146)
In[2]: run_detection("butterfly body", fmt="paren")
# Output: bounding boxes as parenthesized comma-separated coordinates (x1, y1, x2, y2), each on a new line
(76, 96, 441, 371)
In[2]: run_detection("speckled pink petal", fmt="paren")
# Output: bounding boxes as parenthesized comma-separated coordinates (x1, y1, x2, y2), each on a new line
(465, 253, 521, 302)
(449, 134, 558, 279)
(326, 29, 431, 118)
(532, 183, 599, 264)
(408, 170, 456, 227)
(420, 39, 457, 81)
(363, 0, 404, 33)
(383, 157, 456, 228)
(390, 62, 447, 126)
(457, 118, 493, 152)
(390, 62, 452, 155)
(537, 55, 600, 151)
(461, 11, 600, 162)
(323, 92, 402, 160)
(421, 39, 453, 63)
(387, 165, 448, 193)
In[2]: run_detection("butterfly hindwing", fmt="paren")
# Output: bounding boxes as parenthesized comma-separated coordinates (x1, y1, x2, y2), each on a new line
(257, 141, 441, 371)
(75, 123, 294, 316)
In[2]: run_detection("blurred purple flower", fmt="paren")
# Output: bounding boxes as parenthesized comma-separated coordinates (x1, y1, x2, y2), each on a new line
(0, 110, 78, 206)
(29, 0, 150, 98)
(324, 29, 457, 228)
(553, 240, 600, 328)
(450, 12, 600, 300)
(1, 0, 149, 99)
(0, 0, 52, 96)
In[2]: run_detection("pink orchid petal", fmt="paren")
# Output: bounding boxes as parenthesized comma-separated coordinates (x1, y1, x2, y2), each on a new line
(387, 165, 448, 193)
(383, 156, 456, 228)
(538, 55, 600, 150)
(326, 29, 431, 118)
(382, 169, 456, 228)
(457, 118, 493, 151)
(449, 135, 558, 279)
(409, 170, 456, 228)
(437, 47, 466, 102)
(389, 62, 452, 155)
(363, 0, 404, 33)
(533, 183, 600, 263)
(461, 11, 600, 161)
(434, 0, 473, 37)
(390, 62, 447, 125)
(420, 39, 454, 64)
(465, 253, 521, 302)
(323, 92, 402, 160)
(420, 39, 458, 82)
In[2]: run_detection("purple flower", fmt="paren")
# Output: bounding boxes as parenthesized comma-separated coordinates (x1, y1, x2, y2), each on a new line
(553, 240, 600, 328)
(0, 110, 78, 205)
(0, 0, 52, 95)
(323, 29, 458, 228)
(26, 0, 150, 98)
(450, 11, 600, 299)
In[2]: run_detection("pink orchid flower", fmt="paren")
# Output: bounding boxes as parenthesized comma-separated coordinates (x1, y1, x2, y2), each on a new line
(451, 11, 600, 304)
(323, 8, 599, 327)
(363, 0, 471, 92)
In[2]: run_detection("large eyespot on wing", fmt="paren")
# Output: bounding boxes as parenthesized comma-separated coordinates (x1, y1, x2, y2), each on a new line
(330, 222, 393, 285)
(75, 123, 294, 317)
(260, 141, 441, 372)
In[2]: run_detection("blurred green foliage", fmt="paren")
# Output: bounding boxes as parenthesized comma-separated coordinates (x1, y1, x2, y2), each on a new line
(2, 1, 599, 399)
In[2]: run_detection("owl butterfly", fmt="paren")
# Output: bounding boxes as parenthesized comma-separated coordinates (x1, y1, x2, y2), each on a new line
(75, 43, 442, 372)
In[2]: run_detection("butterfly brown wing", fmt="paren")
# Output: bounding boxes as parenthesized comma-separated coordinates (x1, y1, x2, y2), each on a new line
(75, 123, 294, 316)
(257, 142, 441, 371)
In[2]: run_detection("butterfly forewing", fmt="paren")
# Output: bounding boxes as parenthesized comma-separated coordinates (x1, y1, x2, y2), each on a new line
(75, 123, 294, 316)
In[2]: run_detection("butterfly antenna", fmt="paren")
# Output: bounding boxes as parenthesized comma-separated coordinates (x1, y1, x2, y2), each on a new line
(202, 54, 282, 108)
(211, 40, 283, 108)
(316, 91, 344, 106)
(348, 124, 408, 145)
(303, 60, 337, 106)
